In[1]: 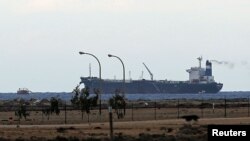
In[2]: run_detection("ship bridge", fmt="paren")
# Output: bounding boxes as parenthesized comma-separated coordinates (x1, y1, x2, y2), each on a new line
(186, 57, 215, 83)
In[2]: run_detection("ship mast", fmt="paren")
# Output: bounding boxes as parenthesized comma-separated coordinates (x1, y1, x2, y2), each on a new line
(142, 62, 153, 80)
(129, 70, 132, 80)
(197, 56, 202, 68)
(89, 63, 92, 77)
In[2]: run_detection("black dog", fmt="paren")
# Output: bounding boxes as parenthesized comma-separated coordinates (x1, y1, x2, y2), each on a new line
(181, 115, 199, 122)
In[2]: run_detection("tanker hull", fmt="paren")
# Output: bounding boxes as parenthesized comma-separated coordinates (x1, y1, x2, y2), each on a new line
(80, 77, 223, 94)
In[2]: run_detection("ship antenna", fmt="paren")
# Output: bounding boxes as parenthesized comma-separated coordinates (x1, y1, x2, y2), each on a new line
(140, 71, 144, 79)
(197, 56, 203, 68)
(89, 63, 92, 77)
(129, 70, 132, 80)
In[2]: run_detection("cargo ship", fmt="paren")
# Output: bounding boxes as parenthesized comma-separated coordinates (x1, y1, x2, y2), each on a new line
(80, 57, 223, 94)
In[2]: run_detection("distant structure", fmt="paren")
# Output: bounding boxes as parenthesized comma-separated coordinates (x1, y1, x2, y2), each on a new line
(17, 88, 31, 94)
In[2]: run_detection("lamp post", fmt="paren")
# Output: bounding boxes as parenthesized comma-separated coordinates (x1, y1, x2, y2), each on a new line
(79, 51, 102, 115)
(108, 54, 125, 94)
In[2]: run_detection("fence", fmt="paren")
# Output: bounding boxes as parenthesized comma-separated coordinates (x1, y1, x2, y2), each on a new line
(0, 98, 249, 125)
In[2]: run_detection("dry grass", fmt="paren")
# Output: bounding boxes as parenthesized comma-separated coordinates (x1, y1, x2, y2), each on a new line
(0, 117, 250, 140)
(0, 99, 250, 140)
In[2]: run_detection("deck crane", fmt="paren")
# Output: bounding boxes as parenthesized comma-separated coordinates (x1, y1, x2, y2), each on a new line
(142, 62, 153, 81)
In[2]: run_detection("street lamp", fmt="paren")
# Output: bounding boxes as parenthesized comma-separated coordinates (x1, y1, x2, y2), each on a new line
(79, 51, 102, 115)
(108, 54, 125, 94)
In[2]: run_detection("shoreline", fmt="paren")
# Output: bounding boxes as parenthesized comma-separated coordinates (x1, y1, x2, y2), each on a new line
(0, 92, 250, 103)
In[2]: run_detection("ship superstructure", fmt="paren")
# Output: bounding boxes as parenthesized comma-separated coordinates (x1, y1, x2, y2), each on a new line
(186, 57, 215, 84)
(80, 57, 223, 94)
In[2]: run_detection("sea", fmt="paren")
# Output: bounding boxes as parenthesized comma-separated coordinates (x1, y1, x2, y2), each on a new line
(0, 91, 250, 101)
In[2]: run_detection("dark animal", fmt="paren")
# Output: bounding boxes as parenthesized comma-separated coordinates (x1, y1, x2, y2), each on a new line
(181, 115, 199, 122)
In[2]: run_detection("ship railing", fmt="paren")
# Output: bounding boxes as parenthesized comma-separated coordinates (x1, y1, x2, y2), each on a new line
(104, 79, 132, 83)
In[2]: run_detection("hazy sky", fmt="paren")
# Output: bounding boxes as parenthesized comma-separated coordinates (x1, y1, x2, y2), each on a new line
(0, 0, 249, 92)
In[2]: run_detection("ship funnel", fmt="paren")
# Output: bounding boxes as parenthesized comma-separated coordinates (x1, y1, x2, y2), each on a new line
(205, 60, 212, 76)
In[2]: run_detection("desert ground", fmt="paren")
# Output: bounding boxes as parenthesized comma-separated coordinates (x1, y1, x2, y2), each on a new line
(0, 117, 250, 141)
(0, 99, 250, 140)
